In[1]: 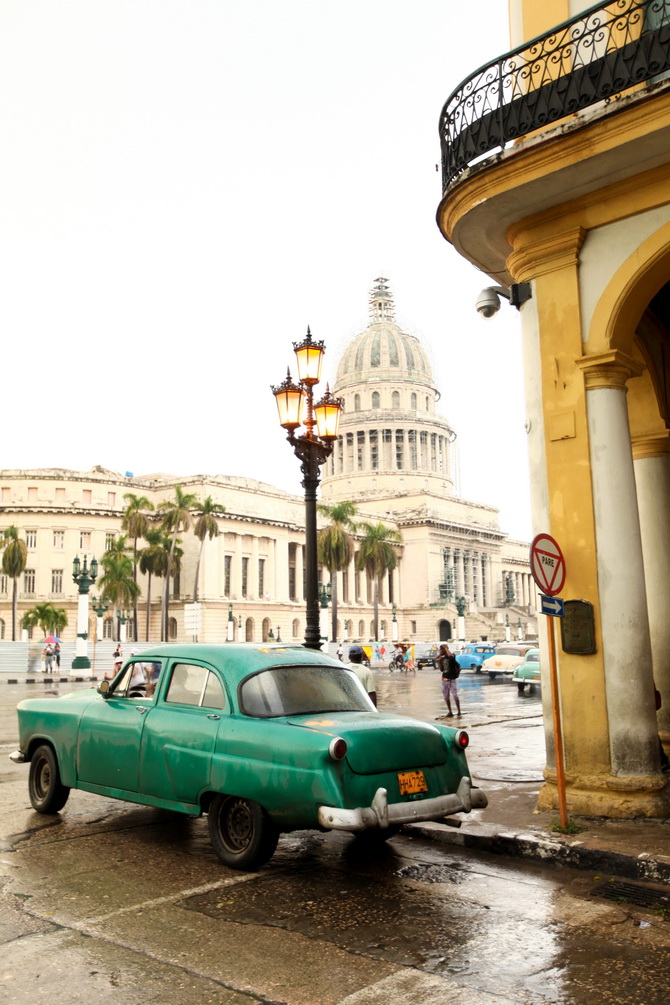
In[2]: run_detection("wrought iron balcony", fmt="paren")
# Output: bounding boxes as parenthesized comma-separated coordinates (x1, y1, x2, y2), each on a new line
(439, 0, 670, 191)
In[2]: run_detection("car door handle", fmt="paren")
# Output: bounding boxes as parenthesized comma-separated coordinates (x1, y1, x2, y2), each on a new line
(135, 706, 148, 714)
(207, 714, 221, 720)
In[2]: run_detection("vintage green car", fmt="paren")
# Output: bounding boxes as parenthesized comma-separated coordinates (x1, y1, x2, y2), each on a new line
(10, 644, 487, 870)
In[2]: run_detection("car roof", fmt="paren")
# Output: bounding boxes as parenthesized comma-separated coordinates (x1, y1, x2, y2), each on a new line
(126, 643, 341, 685)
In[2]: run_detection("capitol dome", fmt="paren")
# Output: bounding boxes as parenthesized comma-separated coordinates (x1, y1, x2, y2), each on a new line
(334, 278, 434, 391)
(321, 278, 457, 504)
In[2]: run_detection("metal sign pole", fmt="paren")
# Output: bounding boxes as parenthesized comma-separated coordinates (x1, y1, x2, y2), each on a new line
(547, 613, 568, 828)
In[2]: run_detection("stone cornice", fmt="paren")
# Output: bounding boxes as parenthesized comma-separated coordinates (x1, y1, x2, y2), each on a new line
(506, 226, 586, 282)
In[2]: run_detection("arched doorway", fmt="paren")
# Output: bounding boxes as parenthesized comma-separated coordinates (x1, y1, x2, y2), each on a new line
(438, 619, 452, 641)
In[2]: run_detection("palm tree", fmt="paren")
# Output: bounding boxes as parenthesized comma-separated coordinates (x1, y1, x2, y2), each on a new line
(1, 526, 27, 640)
(355, 522, 403, 640)
(97, 553, 140, 641)
(158, 486, 197, 641)
(138, 527, 168, 641)
(22, 602, 68, 638)
(193, 496, 225, 604)
(122, 493, 155, 642)
(317, 501, 357, 641)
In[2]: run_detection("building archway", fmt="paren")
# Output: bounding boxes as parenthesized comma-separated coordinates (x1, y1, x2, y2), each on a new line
(245, 617, 254, 642)
(438, 619, 452, 641)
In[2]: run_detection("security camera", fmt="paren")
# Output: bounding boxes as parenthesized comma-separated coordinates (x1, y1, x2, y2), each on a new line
(475, 282, 532, 317)
(476, 287, 502, 319)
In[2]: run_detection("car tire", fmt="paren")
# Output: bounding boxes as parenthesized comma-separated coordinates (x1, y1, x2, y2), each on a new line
(517, 683, 526, 693)
(470, 663, 477, 671)
(28, 744, 70, 814)
(208, 794, 279, 870)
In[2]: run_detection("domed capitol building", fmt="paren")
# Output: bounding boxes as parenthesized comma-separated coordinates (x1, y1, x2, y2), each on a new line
(0, 280, 533, 646)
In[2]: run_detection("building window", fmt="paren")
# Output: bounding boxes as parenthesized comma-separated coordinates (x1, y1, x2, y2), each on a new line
(411, 393, 417, 410)
(83, 490, 92, 505)
(105, 533, 115, 551)
(51, 569, 63, 594)
(358, 620, 365, 638)
(380, 620, 387, 637)
(371, 391, 380, 409)
(354, 393, 361, 411)
(0, 619, 4, 639)
(24, 569, 35, 594)
(168, 617, 177, 640)
(0, 575, 7, 594)
(224, 555, 231, 596)
(258, 558, 265, 598)
(25, 530, 37, 549)
(346, 432, 354, 470)
(392, 391, 400, 409)
(103, 618, 114, 639)
(53, 530, 64, 549)
(425, 396, 429, 411)
(241, 557, 249, 598)
(292, 618, 300, 638)
(80, 532, 91, 551)
(108, 492, 116, 507)
(411, 620, 417, 634)
(395, 430, 404, 469)
(408, 429, 417, 469)
(357, 431, 365, 470)
(370, 430, 378, 470)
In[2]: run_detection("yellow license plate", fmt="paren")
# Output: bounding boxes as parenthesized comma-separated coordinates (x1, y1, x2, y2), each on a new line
(398, 770, 428, 796)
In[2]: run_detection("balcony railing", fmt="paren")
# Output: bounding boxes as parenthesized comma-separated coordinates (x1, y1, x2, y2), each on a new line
(439, 0, 670, 191)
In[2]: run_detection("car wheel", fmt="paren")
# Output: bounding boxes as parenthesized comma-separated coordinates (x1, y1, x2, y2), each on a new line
(517, 682, 526, 693)
(208, 794, 279, 870)
(470, 663, 477, 671)
(28, 744, 70, 814)
(388, 661, 395, 672)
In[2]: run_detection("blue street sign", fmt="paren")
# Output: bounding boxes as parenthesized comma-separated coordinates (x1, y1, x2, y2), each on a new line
(540, 594, 564, 617)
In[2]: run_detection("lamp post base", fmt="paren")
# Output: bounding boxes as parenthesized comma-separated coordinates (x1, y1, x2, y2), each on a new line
(71, 656, 91, 670)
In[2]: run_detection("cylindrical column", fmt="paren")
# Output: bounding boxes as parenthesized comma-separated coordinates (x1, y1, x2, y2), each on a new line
(581, 355, 658, 776)
(633, 435, 670, 748)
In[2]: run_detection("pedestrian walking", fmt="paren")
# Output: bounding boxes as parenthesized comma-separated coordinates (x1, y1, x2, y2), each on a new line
(439, 644, 461, 717)
(403, 646, 416, 675)
(336, 643, 344, 661)
(346, 645, 377, 706)
(54, 642, 61, 670)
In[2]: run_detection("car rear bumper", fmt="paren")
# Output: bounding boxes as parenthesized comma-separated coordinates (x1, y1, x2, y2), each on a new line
(317, 775, 488, 831)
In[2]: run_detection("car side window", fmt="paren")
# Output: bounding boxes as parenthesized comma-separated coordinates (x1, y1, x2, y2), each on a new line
(165, 663, 226, 710)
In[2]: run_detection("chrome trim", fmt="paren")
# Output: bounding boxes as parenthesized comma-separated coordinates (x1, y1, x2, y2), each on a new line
(9, 750, 26, 764)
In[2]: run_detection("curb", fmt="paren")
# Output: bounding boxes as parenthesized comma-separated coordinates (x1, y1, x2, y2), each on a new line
(404, 820, 670, 886)
(2, 675, 100, 684)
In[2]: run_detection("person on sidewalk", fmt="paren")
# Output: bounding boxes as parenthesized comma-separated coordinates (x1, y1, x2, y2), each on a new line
(43, 645, 54, 674)
(346, 645, 377, 707)
(439, 644, 461, 717)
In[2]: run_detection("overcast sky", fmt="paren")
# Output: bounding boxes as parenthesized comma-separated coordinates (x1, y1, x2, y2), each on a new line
(0, 1, 532, 540)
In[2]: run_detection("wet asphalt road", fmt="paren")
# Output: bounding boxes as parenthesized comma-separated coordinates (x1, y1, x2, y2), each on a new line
(2, 670, 670, 1004)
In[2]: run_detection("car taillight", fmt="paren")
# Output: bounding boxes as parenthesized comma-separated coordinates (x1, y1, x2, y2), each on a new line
(329, 737, 347, 761)
(454, 730, 469, 750)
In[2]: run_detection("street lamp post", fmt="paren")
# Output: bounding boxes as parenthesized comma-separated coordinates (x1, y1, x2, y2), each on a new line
(276, 625, 282, 643)
(117, 609, 129, 644)
(72, 555, 98, 671)
(89, 595, 110, 675)
(227, 603, 234, 642)
(455, 595, 466, 643)
(272, 327, 343, 650)
(505, 613, 511, 642)
(391, 603, 399, 643)
(318, 581, 332, 645)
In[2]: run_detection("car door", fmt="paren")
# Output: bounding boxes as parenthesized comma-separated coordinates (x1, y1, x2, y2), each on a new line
(77, 667, 153, 792)
(139, 660, 228, 804)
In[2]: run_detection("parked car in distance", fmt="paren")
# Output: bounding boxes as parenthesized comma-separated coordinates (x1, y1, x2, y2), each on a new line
(512, 648, 541, 692)
(415, 645, 440, 669)
(482, 643, 536, 679)
(10, 643, 487, 871)
(455, 643, 497, 673)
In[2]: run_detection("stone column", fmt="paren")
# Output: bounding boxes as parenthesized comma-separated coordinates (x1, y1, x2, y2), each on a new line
(233, 534, 243, 599)
(454, 550, 465, 596)
(250, 535, 259, 600)
(633, 432, 670, 750)
(578, 352, 659, 778)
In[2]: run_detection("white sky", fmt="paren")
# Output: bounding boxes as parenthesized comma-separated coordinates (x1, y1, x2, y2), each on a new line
(0, 1, 532, 540)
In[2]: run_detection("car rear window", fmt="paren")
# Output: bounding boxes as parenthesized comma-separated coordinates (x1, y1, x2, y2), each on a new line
(240, 665, 373, 717)
(495, 647, 523, 656)
(527, 653, 540, 663)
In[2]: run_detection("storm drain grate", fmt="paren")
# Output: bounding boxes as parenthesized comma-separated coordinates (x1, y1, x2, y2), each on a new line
(591, 880, 670, 909)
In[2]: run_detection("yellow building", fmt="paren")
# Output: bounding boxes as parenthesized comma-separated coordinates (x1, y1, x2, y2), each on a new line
(437, 0, 670, 817)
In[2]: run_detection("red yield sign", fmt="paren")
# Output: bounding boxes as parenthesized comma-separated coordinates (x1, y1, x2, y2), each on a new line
(530, 533, 566, 597)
